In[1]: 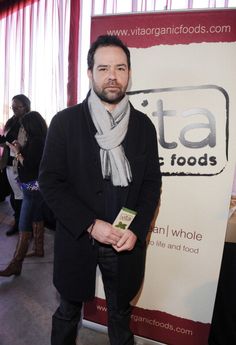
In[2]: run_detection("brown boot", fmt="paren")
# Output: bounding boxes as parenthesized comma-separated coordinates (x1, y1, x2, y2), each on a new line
(0, 232, 32, 277)
(26, 221, 44, 257)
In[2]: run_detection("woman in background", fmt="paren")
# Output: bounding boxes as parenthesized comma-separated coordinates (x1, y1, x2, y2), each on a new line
(0, 94, 31, 236)
(0, 111, 47, 277)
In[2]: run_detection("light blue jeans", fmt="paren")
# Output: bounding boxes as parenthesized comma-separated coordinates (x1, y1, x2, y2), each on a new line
(19, 188, 44, 232)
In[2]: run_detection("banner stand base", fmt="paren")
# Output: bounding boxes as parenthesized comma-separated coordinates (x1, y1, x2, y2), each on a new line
(82, 319, 165, 345)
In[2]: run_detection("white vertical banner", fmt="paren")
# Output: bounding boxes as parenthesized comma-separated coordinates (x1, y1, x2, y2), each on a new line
(84, 10, 236, 345)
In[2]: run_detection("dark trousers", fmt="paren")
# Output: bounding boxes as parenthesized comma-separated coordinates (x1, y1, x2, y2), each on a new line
(10, 194, 22, 226)
(51, 245, 134, 345)
(0, 168, 10, 201)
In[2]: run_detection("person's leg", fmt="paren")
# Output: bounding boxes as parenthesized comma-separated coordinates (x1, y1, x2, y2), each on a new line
(0, 167, 10, 201)
(98, 245, 134, 345)
(26, 191, 45, 257)
(6, 166, 23, 236)
(7, 198, 22, 233)
(26, 221, 44, 257)
(0, 231, 31, 276)
(51, 297, 82, 345)
(18, 189, 33, 233)
(0, 189, 33, 276)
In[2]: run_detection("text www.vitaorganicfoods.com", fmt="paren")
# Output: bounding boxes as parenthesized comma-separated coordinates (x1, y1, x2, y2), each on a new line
(131, 314, 193, 336)
(96, 304, 193, 336)
(107, 24, 231, 38)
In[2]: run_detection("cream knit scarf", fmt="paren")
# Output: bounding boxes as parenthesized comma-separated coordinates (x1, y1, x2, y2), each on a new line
(13, 126, 27, 173)
(88, 89, 132, 187)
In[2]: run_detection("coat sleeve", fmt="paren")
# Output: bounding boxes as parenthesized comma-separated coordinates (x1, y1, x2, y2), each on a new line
(0, 135, 6, 145)
(39, 112, 96, 239)
(128, 119, 162, 244)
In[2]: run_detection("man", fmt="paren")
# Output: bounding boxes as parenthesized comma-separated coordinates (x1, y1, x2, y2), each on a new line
(39, 35, 162, 345)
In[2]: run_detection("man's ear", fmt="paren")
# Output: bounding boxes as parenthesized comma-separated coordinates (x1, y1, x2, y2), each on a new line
(127, 69, 132, 91)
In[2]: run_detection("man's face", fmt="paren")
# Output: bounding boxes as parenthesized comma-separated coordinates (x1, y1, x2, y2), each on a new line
(87, 46, 131, 109)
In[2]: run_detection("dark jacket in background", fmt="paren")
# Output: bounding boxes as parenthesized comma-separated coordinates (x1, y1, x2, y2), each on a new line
(0, 115, 22, 167)
(18, 136, 45, 183)
(0, 115, 23, 200)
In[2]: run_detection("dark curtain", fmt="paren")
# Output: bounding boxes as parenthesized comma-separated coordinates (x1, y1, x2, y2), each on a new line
(67, 0, 80, 106)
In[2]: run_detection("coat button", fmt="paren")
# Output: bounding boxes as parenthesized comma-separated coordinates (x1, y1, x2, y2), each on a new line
(96, 191, 102, 196)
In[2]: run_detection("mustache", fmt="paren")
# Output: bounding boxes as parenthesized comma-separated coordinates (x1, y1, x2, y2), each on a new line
(105, 81, 121, 87)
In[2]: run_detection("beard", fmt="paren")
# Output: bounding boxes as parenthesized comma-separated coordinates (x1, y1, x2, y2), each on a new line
(92, 81, 128, 105)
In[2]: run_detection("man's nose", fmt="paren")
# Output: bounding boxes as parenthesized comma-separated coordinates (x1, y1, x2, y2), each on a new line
(108, 68, 116, 80)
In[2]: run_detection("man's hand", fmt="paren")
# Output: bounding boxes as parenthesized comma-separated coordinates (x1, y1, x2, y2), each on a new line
(112, 229, 137, 252)
(89, 219, 123, 245)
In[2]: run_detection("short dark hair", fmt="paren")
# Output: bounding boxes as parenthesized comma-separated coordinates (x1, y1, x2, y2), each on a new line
(12, 94, 31, 113)
(87, 35, 131, 70)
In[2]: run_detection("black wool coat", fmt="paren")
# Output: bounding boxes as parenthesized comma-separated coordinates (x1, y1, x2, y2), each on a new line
(39, 96, 162, 306)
